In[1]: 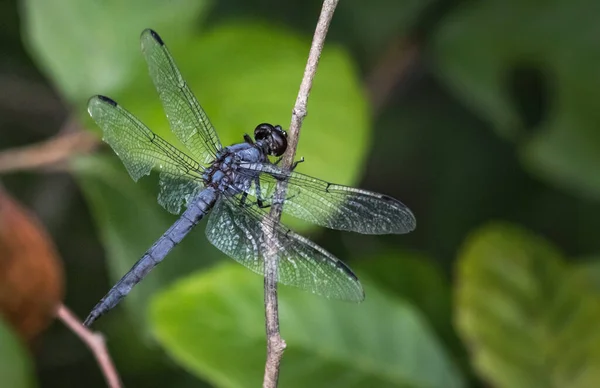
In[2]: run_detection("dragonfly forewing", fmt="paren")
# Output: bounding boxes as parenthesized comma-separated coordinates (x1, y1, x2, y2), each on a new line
(237, 162, 416, 234)
(140, 29, 222, 165)
(88, 95, 204, 214)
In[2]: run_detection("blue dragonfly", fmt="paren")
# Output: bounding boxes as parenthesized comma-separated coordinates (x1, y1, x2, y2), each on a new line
(84, 29, 416, 327)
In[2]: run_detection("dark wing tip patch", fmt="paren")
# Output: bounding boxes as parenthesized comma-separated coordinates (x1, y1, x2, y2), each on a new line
(96, 95, 117, 106)
(380, 194, 403, 205)
(334, 259, 359, 282)
(147, 29, 164, 45)
(379, 194, 417, 232)
(332, 257, 365, 302)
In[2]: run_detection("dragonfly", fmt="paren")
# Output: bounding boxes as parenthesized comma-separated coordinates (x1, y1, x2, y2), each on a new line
(83, 29, 416, 327)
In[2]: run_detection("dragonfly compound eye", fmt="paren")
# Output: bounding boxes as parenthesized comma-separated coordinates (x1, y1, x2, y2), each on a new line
(269, 128, 288, 156)
(253, 123, 274, 141)
(254, 123, 287, 156)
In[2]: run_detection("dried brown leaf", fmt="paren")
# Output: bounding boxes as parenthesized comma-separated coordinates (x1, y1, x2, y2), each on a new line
(0, 187, 64, 342)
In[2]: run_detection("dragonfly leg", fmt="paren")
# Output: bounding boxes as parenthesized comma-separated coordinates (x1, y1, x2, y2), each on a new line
(291, 156, 305, 171)
(235, 180, 269, 209)
(245, 195, 299, 210)
(257, 200, 272, 209)
(238, 191, 249, 207)
(274, 156, 304, 170)
(254, 177, 268, 208)
(253, 176, 290, 208)
(237, 177, 292, 210)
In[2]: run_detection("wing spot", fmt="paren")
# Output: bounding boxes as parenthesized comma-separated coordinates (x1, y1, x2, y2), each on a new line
(148, 29, 165, 45)
(334, 260, 359, 281)
(98, 95, 117, 106)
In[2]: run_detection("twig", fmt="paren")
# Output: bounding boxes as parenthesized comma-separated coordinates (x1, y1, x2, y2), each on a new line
(0, 124, 99, 174)
(262, 1, 340, 387)
(281, 1, 339, 168)
(0, 74, 65, 123)
(364, 39, 420, 115)
(56, 304, 122, 388)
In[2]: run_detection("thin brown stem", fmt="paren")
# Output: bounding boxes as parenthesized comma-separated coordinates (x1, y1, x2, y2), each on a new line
(364, 39, 420, 115)
(56, 304, 122, 388)
(0, 121, 99, 174)
(262, 1, 339, 387)
(281, 0, 339, 168)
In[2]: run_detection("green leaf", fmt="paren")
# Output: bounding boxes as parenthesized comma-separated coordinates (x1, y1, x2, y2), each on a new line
(72, 155, 221, 330)
(574, 257, 600, 295)
(150, 263, 465, 388)
(22, 0, 212, 102)
(432, 0, 600, 198)
(456, 222, 600, 388)
(352, 251, 472, 381)
(0, 318, 36, 388)
(352, 252, 454, 344)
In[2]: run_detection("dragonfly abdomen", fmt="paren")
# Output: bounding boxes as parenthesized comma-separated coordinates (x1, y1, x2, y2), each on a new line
(83, 188, 218, 326)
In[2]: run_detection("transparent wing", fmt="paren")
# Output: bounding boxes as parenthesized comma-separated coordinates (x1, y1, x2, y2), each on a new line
(88, 95, 204, 214)
(140, 29, 222, 165)
(205, 194, 364, 302)
(236, 163, 416, 234)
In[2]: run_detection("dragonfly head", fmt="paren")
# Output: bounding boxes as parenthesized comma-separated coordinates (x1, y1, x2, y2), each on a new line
(254, 123, 288, 157)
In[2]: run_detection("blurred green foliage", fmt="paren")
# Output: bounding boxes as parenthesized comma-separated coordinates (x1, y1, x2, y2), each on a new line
(456, 223, 600, 388)
(1, 0, 599, 387)
(22, 0, 211, 102)
(151, 263, 463, 388)
(0, 320, 35, 388)
(432, 0, 600, 198)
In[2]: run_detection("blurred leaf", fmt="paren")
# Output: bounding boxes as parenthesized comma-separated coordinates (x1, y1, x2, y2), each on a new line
(150, 263, 465, 388)
(353, 252, 453, 342)
(352, 251, 472, 382)
(432, 0, 600, 198)
(456, 222, 600, 388)
(0, 187, 63, 342)
(21, 0, 212, 102)
(0, 318, 36, 388)
(574, 257, 600, 295)
(72, 155, 220, 331)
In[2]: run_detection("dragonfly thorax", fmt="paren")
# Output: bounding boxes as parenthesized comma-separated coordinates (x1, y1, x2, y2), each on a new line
(202, 152, 235, 191)
(202, 142, 266, 193)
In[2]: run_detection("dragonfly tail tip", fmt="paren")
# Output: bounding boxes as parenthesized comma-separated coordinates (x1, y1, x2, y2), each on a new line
(82, 314, 96, 328)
